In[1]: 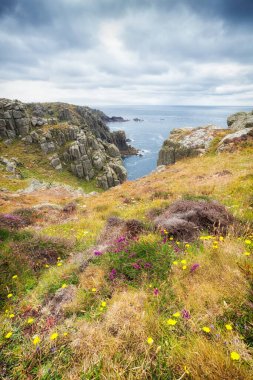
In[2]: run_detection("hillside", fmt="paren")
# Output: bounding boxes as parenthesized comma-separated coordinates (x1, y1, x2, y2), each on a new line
(0, 125, 252, 379)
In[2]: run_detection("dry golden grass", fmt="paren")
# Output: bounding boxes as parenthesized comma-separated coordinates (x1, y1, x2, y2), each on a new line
(172, 238, 249, 323)
(170, 335, 252, 380)
(67, 290, 149, 379)
(79, 265, 106, 290)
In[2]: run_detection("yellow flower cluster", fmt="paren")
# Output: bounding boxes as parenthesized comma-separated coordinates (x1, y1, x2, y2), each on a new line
(166, 311, 181, 326)
(172, 259, 187, 270)
(99, 300, 107, 311)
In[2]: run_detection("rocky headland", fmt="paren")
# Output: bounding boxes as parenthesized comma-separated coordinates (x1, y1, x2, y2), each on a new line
(0, 99, 138, 189)
(157, 110, 253, 166)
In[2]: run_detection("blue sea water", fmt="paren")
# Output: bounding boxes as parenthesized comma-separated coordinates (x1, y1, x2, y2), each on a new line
(99, 105, 252, 180)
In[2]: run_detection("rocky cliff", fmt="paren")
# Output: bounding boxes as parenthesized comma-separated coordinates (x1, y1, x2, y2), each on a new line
(157, 125, 224, 166)
(157, 109, 253, 166)
(0, 99, 136, 189)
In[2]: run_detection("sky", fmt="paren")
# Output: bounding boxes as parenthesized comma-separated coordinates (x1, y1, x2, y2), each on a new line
(0, 0, 252, 106)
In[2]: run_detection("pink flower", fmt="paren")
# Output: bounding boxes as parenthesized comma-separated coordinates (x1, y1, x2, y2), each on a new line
(153, 288, 159, 296)
(94, 250, 102, 256)
(182, 309, 190, 319)
(132, 262, 141, 270)
(190, 263, 200, 273)
(109, 269, 117, 280)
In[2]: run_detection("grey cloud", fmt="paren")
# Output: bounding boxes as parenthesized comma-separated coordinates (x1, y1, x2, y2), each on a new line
(0, 0, 252, 105)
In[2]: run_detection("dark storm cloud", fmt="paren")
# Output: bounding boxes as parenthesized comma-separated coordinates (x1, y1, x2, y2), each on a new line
(0, 0, 252, 105)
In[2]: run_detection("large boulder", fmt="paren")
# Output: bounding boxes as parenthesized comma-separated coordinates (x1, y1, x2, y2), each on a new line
(227, 110, 253, 131)
(157, 125, 222, 166)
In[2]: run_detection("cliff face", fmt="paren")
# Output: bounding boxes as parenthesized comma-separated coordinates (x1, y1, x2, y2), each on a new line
(0, 99, 135, 189)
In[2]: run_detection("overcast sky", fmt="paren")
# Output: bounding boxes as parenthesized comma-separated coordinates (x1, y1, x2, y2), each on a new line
(0, 0, 252, 106)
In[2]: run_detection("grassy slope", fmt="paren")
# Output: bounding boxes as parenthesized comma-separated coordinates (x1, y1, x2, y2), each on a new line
(0, 147, 252, 379)
(0, 140, 99, 193)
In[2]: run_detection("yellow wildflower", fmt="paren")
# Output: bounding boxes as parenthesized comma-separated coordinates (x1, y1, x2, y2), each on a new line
(57, 262, 62, 267)
(245, 240, 251, 245)
(244, 251, 251, 256)
(225, 324, 233, 331)
(173, 312, 181, 318)
(91, 288, 97, 292)
(147, 337, 154, 345)
(7, 293, 13, 298)
(9, 314, 15, 318)
(50, 332, 58, 340)
(44, 264, 49, 268)
(27, 317, 34, 324)
(5, 332, 13, 339)
(101, 301, 107, 307)
(202, 326, 211, 333)
(169, 237, 174, 241)
(173, 261, 178, 265)
(33, 335, 41, 345)
(230, 351, 240, 361)
(219, 236, 224, 241)
(176, 241, 180, 245)
(61, 283, 68, 289)
(57, 256, 61, 260)
(12, 275, 18, 279)
(184, 366, 190, 374)
(63, 332, 68, 336)
(167, 318, 177, 326)
(182, 265, 187, 270)
(185, 244, 190, 248)
(181, 259, 187, 264)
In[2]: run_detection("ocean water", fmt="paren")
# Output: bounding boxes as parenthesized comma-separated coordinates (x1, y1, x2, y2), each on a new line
(99, 105, 252, 180)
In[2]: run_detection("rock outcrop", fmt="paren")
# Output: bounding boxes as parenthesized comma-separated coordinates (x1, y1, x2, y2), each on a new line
(157, 125, 222, 166)
(0, 98, 135, 189)
(0, 99, 31, 138)
(227, 110, 253, 131)
(215, 109, 253, 152)
(218, 127, 253, 152)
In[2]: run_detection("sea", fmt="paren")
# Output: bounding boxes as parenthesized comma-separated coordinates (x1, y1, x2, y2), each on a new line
(99, 105, 252, 180)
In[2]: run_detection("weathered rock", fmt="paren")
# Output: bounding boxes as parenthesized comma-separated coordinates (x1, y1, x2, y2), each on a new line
(0, 99, 31, 138)
(106, 143, 121, 158)
(218, 127, 253, 152)
(157, 125, 222, 166)
(50, 155, 62, 170)
(111, 130, 138, 156)
(227, 110, 253, 131)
